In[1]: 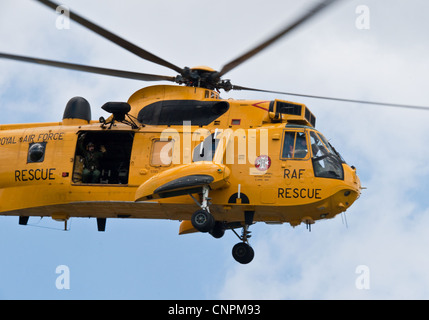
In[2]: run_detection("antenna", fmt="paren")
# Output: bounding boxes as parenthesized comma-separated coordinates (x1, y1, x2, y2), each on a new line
(99, 102, 139, 129)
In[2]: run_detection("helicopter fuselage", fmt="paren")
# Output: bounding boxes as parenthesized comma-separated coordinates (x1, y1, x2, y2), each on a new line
(0, 85, 361, 230)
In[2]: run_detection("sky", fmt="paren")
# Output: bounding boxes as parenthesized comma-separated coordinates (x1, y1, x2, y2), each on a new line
(0, 0, 429, 300)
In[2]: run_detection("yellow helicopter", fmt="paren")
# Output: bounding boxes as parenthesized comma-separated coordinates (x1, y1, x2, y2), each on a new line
(1, 0, 427, 264)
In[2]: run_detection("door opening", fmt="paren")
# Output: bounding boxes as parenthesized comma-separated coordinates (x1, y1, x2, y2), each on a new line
(73, 131, 134, 184)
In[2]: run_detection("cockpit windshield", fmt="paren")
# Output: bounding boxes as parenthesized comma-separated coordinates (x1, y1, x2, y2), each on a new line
(309, 131, 344, 180)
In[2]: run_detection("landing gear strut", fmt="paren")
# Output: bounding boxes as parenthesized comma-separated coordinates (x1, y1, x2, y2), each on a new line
(231, 211, 255, 264)
(190, 188, 255, 264)
(190, 186, 215, 232)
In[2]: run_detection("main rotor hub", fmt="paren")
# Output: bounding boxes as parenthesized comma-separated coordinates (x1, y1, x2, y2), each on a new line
(175, 66, 232, 91)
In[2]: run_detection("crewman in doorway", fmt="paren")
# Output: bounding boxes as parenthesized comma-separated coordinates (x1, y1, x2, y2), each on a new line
(82, 142, 106, 183)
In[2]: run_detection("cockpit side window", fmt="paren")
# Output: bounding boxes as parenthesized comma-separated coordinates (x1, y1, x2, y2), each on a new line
(281, 131, 308, 159)
(310, 131, 329, 158)
(294, 132, 308, 158)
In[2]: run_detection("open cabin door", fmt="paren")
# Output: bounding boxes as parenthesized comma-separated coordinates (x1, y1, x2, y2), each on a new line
(72, 131, 134, 185)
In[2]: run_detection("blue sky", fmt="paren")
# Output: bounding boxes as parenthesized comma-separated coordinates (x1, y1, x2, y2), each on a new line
(1, 0, 429, 299)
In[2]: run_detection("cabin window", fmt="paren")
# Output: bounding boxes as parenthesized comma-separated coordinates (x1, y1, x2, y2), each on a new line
(150, 140, 174, 166)
(310, 131, 344, 180)
(138, 100, 229, 126)
(27, 142, 47, 163)
(281, 131, 308, 159)
(193, 133, 218, 162)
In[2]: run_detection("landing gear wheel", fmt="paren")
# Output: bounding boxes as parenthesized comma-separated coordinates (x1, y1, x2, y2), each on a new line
(232, 242, 254, 264)
(209, 222, 225, 239)
(191, 209, 214, 233)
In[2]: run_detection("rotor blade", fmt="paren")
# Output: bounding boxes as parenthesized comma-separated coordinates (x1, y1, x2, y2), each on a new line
(35, 0, 183, 74)
(0, 52, 177, 82)
(218, 0, 340, 77)
(232, 85, 429, 111)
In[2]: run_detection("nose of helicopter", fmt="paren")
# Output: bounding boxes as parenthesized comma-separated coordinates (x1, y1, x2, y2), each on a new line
(332, 164, 361, 213)
(347, 164, 361, 196)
